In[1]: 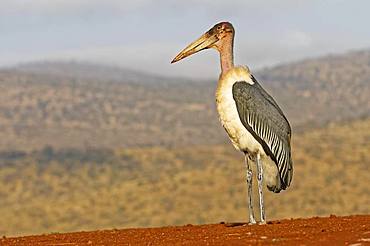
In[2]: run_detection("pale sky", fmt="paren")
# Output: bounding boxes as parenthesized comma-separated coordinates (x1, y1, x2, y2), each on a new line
(1, 0, 369, 79)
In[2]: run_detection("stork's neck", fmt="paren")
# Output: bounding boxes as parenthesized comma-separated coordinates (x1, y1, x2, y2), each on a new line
(219, 35, 234, 76)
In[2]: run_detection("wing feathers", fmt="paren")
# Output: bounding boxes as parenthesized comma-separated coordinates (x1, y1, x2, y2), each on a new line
(232, 79, 293, 189)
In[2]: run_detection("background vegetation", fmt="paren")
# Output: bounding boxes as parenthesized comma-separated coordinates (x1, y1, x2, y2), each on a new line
(0, 119, 369, 236)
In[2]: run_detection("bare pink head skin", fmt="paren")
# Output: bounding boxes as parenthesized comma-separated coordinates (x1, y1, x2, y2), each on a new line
(171, 22, 235, 75)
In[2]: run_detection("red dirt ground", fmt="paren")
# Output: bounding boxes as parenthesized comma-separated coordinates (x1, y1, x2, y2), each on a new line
(2, 215, 369, 245)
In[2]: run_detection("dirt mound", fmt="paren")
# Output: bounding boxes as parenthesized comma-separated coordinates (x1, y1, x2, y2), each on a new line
(2, 215, 369, 245)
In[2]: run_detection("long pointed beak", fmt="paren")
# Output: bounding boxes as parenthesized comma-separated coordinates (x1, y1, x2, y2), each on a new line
(171, 31, 219, 63)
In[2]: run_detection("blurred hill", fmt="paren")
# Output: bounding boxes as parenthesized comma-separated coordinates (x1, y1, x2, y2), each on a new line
(0, 118, 369, 236)
(0, 49, 369, 150)
(257, 49, 370, 127)
(13, 61, 192, 84)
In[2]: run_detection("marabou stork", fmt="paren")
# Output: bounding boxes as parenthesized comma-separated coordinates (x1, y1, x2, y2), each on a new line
(171, 22, 293, 224)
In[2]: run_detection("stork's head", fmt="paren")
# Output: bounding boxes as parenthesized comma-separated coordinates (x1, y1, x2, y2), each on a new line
(171, 22, 234, 63)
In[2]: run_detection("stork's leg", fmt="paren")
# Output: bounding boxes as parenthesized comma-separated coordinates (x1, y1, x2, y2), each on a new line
(256, 153, 266, 224)
(244, 154, 256, 224)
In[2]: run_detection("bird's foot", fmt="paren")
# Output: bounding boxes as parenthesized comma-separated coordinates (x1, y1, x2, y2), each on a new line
(248, 218, 257, 225)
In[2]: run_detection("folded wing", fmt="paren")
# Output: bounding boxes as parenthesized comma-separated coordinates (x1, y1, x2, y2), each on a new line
(232, 76, 293, 189)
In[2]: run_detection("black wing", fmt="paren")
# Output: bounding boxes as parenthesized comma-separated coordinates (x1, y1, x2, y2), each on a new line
(232, 76, 293, 189)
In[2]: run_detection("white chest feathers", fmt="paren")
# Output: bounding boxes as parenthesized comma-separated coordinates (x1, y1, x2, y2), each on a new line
(215, 66, 264, 155)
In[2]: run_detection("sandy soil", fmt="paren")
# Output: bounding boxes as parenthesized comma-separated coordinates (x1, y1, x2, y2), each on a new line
(2, 215, 369, 245)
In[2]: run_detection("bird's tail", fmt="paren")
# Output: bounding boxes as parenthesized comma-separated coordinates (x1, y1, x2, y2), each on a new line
(271, 158, 293, 193)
